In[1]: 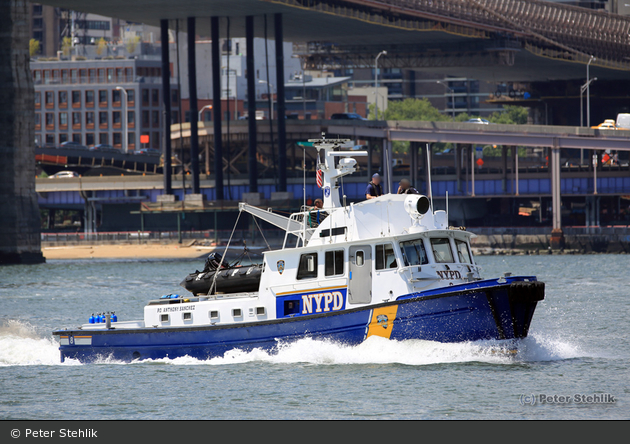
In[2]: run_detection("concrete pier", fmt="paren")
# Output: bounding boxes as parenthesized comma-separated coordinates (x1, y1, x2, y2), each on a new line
(0, 0, 44, 265)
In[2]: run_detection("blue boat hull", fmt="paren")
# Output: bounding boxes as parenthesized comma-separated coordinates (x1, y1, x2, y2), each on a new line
(54, 278, 544, 363)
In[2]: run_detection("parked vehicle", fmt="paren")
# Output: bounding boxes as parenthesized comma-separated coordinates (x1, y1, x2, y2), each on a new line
(591, 119, 627, 130)
(59, 141, 88, 150)
(467, 118, 490, 124)
(90, 144, 118, 153)
(134, 148, 161, 155)
(48, 171, 79, 179)
(616, 113, 630, 129)
(330, 113, 367, 120)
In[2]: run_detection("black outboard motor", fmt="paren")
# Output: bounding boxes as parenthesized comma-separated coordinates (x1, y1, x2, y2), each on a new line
(203, 252, 225, 272)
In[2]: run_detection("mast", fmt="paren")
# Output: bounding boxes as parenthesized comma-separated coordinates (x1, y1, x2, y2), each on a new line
(309, 134, 367, 209)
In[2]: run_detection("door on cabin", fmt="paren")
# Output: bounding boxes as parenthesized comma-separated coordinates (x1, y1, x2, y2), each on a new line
(348, 245, 372, 304)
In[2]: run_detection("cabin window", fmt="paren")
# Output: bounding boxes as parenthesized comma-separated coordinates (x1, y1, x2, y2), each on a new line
(160, 314, 169, 322)
(455, 240, 473, 264)
(325, 250, 344, 276)
(232, 308, 242, 318)
(297, 253, 318, 280)
(430, 238, 454, 263)
(375, 243, 397, 270)
(284, 300, 300, 316)
(256, 307, 266, 316)
(209, 310, 219, 320)
(356, 250, 365, 266)
(400, 239, 429, 266)
(183, 312, 192, 321)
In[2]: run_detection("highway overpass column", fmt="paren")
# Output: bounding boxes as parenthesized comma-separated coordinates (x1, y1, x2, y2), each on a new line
(187, 17, 200, 194)
(275, 13, 287, 192)
(246, 16, 258, 193)
(550, 145, 564, 249)
(211, 17, 224, 200)
(160, 19, 173, 195)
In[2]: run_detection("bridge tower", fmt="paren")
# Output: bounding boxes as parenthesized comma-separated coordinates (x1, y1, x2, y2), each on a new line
(0, 0, 45, 265)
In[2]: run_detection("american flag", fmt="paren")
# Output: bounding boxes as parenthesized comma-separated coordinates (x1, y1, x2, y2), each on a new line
(316, 168, 323, 188)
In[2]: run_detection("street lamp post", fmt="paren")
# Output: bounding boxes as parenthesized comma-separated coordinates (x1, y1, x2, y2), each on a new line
(587, 55, 595, 128)
(437, 80, 455, 121)
(580, 76, 597, 164)
(115, 87, 128, 153)
(198, 104, 212, 122)
(374, 50, 387, 120)
(258, 79, 274, 120)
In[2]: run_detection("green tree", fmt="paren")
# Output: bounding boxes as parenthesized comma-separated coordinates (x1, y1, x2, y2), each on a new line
(125, 35, 141, 54)
(382, 98, 449, 122)
(488, 105, 528, 124)
(96, 37, 107, 56)
(29, 39, 40, 57)
(61, 36, 72, 57)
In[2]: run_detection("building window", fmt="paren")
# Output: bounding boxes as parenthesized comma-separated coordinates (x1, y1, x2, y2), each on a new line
(297, 253, 318, 280)
(325, 250, 344, 277)
(99, 111, 108, 126)
(142, 89, 149, 105)
(113, 132, 122, 146)
(45, 113, 54, 128)
(72, 133, 82, 144)
(128, 111, 135, 126)
(34, 134, 41, 147)
(375, 243, 397, 270)
(99, 133, 108, 144)
(112, 89, 121, 104)
(113, 111, 121, 126)
(33, 70, 42, 84)
(70, 70, 78, 84)
(86, 133, 95, 146)
(59, 112, 68, 127)
(86, 112, 95, 125)
(107, 68, 114, 82)
(127, 89, 135, 104)
(151, 89, 159, 106)
(45, 91, 53, 107)
(142, 110, 149, 127)
(59, 133, 68, 144)
(45, 134, 54, 145)
(72, 91, 81, 107)
(430, 238, 454, 264)
(99, 90, 107, 105)
(152, 132, 160, 149)
(35, 92, 41, 107)
(151, 111, 159, 127)
(35, 113, 41, 126)
(88, 68, 96, 84)
(125, 68, 133, 82)
(58, 91, 67, 106)
(116, 68, 123, 82)
(43, 70, 50, 84)
(61, 70, 68, 84)
(171, 89, 179, 104)
(98, 68, 105, 83)
(128, 132, 135, 147)
(85, 90, 94, 106)
(79, 69, 87, 83)
(72, 112, 81, 127)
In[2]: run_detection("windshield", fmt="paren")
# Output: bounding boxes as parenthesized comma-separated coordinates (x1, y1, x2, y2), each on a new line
(430, 238, 454, 263)
(455, 240, 473, 264)
(400, 239, 429, 266)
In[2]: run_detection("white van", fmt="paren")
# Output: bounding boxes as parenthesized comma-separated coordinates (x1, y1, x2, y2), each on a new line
(616, 113, 630, 129)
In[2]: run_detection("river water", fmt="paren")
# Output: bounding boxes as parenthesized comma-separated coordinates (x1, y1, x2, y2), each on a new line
(0, 255, 628, 420)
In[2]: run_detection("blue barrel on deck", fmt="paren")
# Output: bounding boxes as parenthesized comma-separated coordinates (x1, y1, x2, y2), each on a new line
(89, 314, 95, 324)
(111, 312, 117, 323)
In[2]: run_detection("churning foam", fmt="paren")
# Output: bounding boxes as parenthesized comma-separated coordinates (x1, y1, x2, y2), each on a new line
(0, 319, 588, 367)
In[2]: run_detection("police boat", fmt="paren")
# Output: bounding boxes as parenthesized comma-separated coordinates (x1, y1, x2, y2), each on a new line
(53, 136, 544, 363)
